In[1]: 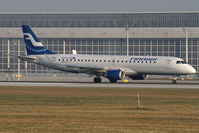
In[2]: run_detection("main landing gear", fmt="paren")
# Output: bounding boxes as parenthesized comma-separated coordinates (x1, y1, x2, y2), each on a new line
(108, 79, 117, 83)
(93, 76, 118, 83)
(94, 76, 102, 83)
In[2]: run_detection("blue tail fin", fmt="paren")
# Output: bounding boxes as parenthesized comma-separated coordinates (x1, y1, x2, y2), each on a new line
(22, 25, 54, 55)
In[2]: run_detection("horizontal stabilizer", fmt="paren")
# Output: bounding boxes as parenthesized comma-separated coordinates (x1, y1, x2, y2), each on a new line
(17, 55, 38, 62)
(9, 54, 38, 62)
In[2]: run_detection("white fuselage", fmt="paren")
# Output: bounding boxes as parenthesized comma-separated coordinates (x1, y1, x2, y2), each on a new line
(21, 25, 196, 83)
(29, 54, 196, 76)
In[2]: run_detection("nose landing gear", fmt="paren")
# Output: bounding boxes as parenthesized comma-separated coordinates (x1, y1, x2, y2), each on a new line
(171, 77, 178, 84)
(172, 79, 177, 84)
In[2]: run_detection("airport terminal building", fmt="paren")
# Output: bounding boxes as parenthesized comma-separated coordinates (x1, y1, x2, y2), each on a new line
(0, 12, 199, 79)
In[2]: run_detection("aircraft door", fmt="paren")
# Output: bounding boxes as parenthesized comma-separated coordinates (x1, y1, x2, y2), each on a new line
(51, 57, 57, 63)
(166, 60, 171, 70)
(51, 56, 61, 65)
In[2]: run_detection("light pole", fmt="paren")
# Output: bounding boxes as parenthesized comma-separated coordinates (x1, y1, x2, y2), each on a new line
(126, 25, 129, 56)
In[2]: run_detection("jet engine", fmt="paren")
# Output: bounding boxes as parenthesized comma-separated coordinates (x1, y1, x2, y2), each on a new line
(129, 74, 148, 80)
(105, 70, 125, 82)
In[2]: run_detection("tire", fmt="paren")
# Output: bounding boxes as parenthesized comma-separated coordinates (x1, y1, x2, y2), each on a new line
(172, 80, 177, 84)
(94, 77, 102, 83)
(109, 79, 117, 83)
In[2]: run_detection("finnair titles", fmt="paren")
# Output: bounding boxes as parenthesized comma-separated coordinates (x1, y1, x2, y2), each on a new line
(130, 57, 157, 62)
(18, 25, 196, 84)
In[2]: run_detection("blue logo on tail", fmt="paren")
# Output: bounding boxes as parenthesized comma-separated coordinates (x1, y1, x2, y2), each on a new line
(22, 25, 54, 55)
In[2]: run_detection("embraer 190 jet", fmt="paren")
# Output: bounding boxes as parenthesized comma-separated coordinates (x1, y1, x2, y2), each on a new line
(18, 25, 196, 84)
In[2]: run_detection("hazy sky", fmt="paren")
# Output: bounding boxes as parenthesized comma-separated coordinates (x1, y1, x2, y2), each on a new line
(0, 0, 199, 12)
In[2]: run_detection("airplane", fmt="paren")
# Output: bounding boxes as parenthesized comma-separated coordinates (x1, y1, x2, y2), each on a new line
(18, 25, 196, 84)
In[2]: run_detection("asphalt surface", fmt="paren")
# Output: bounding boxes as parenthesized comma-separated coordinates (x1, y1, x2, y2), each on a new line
(0, 80, 199, 89)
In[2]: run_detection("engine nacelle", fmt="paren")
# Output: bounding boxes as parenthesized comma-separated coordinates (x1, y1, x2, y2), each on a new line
(105, 70, 125, 81)
(129, 74, 148, 80)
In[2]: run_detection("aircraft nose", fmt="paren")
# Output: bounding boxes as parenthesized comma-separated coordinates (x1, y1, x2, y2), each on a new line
(184, 65, 196, 74)
(191, 67, 197, 74)
(188, 66, 196, 74)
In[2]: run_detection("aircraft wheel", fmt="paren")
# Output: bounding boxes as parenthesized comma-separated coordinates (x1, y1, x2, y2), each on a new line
(172, 80, 177, 84)
(109, 79, 117, 83)
(94, 77, 102, 83)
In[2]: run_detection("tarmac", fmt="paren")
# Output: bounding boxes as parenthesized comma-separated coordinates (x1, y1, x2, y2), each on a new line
(0, 73, 198, 89)
(0, 80, 199, 89)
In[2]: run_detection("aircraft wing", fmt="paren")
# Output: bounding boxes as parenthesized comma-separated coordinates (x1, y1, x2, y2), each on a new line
(64, 64, 137, 75)
(65, 64, 108, 72)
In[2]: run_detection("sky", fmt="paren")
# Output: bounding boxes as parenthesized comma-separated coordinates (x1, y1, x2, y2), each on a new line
(0, 0, 199, 12)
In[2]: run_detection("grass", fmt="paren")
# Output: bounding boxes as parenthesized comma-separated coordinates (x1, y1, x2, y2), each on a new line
(0, 86, 198, 133)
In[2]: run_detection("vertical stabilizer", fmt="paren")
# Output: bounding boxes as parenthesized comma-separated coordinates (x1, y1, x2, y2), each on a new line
(22, 25, 54, 55)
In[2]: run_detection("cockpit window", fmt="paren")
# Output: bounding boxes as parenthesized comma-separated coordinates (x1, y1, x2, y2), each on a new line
(176, 61, 181, 64)
(181, 61, 187, 64)
(176, 60, 187, 64)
